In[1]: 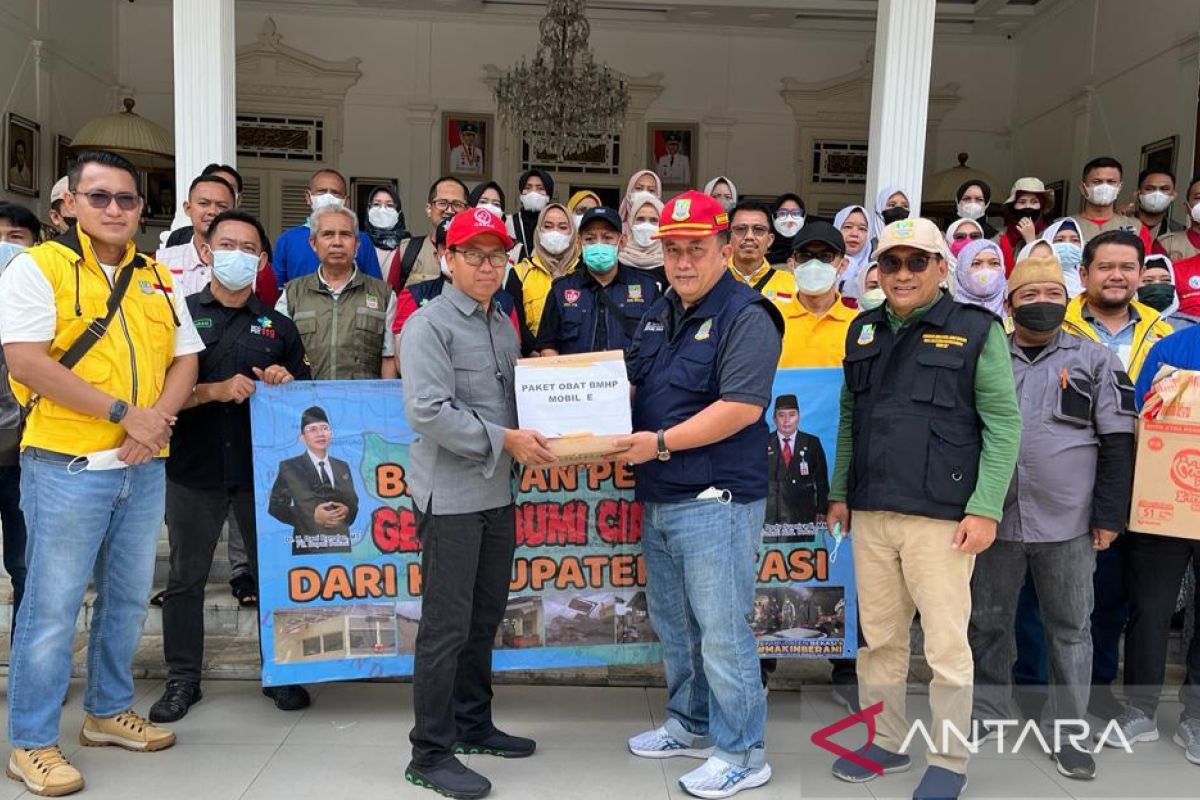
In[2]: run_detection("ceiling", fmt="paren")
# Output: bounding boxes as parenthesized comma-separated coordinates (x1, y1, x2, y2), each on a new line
(246, 0, 1060, 36)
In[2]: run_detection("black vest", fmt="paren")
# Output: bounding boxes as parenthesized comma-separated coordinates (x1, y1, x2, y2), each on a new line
(842, 292, 995, 521)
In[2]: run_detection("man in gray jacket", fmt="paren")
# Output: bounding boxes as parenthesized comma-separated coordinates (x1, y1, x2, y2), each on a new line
(399, 207, 556, 799)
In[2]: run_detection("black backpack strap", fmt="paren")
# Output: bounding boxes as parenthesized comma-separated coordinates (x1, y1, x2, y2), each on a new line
(397, 236, 426, 289)
(752, 267, 776, 294)
(58, 256, 140, 370)
(594, 284, 640, 342)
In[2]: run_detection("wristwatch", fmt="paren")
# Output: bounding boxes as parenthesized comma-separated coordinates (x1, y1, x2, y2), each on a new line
(656, 429, 671, 462)
(108, 399, 129, 424)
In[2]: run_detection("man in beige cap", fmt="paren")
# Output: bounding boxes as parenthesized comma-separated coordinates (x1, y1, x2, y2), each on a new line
(48, 176, 73, 234)
(969, 255, 1135, 782)
(827, 217, 1021, 799)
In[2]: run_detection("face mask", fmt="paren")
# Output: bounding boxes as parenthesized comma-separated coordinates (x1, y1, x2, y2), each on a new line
(582, 243, 619, 273)
(1139, 190, 1173, 214)
(719, 199, 736, 213)
(1138, 283, 1176, 312)
(67, 448, 128, 474)
(794, 259, 838, 296)
(957, 201, 986, 221)
(438, 253, 452, 279)
(1013, 207, 1041, 222)
(1191, 201, 1200, 224)
(539, 230, 571, 255)
(632, 222, 658, 248)
(774, 216, 803, 238)
(881, 207, 909, 225)
(310, 192, 342, 212)
(1012, 301, 1067, 332)
(1086, 183, 1120, 207)
(212, 249, 260, 291)
(478, 202, 504, 219)
(521, 191, 549, 212)
(1052, 241, 1082, 271)
(970, 267, 1005, 296)
(0, 241, 26, 273)
(859, 287, 886, 311)
(368, 205, 399, 229)
(949, 238, 972, 259)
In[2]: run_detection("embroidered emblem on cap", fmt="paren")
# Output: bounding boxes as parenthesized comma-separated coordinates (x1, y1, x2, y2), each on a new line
(473, 208, 494, 225)
(672, 198, 692, 221)
(1190, 275, 1200, 290)
(893, 220, 915, 239)
(858, 323, 875, 345)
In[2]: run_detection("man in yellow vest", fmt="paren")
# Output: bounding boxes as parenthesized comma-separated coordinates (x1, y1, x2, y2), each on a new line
(0, 150, 202, 797)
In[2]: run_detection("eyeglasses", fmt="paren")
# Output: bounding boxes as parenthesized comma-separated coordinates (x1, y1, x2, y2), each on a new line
(792, 249, 839, 264)
(452, 248, 507, 268)
(775, 209, 804, 221)
(432, 199, 469, 213)
(731, 224, 770, 238)
(951, 232, 984, 241)
(878, 253, 936, 274)
(74, 190, 139, 211)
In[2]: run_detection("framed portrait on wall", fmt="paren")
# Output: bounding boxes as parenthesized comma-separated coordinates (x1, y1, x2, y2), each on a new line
(442, 112, 492, 181)
(6, 113, 39, 196)
(142, 168, 176, 224)
(1140, 136, 1178, 180)
(55, 135, 74, 182)
(350, 177, 399, 214)
(647, 123, 697, 190)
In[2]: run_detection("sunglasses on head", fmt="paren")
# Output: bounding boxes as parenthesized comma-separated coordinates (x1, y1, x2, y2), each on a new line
(878, 253, 936, 274)
(74, 190, 140, 211)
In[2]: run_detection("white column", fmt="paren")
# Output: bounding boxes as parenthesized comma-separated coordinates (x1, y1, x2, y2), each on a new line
(170, 0, 237, 232)
(865, 0, 936, 213)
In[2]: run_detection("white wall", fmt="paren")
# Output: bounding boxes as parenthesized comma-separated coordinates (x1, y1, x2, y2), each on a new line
(0, 0, 119, 216)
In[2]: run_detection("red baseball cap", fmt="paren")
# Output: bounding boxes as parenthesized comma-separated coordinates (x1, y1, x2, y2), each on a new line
(446, 207, 515, 250)
(654, 190, 730, 240)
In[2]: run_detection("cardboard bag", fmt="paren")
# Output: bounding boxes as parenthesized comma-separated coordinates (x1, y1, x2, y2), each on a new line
(515, 350, 631, 464)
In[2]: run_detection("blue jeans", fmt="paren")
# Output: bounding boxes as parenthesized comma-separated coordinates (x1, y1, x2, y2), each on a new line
(641, 497, 767, 768)
(8, 451, 165, 748)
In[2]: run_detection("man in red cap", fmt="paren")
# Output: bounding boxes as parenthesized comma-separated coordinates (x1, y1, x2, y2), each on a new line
(617, 190, 783, 798)
(399, 207, 556, 799)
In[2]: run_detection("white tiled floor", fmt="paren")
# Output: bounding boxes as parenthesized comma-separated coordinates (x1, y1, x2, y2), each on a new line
(0, 678, 1195, 799)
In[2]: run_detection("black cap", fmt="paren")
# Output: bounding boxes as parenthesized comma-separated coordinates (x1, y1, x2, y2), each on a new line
(790, 221, 845, 256)
(775, 394, 799, 411)
(578, 206, 622, 233)
(459, 122, 478, 135)
(301, 406, 329, 430)
(434, 216, 452, 247)
(664, 133, 680, 144)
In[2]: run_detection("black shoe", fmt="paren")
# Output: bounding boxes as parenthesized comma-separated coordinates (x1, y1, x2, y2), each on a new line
(832, 678, 860, 714)
(1013, 686, 1047, 721)
(1088, 684, 1124, 722)
(1053, 745, 1096, 780)
(262, 684, 311, 711)
(149, 679, 202, 723)
(405, 758, 490, 799)
(454, 729, 536, 758)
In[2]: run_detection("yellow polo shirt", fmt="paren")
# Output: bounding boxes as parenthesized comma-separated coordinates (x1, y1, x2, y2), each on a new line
(728, 260, 795, 311)
(779, 293, 856, 368)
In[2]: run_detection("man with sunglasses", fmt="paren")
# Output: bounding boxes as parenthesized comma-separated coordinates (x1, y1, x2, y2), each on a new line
(727, 200, 795, 312)
(398, 207, 554, 799)
(826, 218, 1020, 800)
(386, 176, 470, 295)
(272, 168, 382, 288)
(0, 150, 204, 796)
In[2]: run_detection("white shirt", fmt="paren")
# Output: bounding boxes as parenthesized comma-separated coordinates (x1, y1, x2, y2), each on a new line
(449, 144, 483, 175)
(655, 152, 690, 184)
(0, 252, 205, 358)
(274, 267, 398, 357)
(777, 432, 796, 453)
(307, 450, 335, 487)
(155, 240, 211, 299)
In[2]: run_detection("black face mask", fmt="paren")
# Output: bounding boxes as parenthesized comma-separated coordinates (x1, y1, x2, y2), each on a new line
(1012, 207, 1041, 223)
(1138, 283, 1176, 312)
(1013, 301, 1067, 332)
(881, 207, 909, 225)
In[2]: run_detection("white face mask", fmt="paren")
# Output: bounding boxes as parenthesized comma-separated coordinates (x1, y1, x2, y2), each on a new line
(368, 205, 399, 229)
(631, 222, 658, 248)
(793, 259, 838, 296)
(0, 241, 26, 274)
(1191, 201, 1200, 224)
(539, 230, 571, 255)
(859, 287, 886, 311)
(478, 202, 504, 219)
(521, 191, 550, 212)
(67, 448, 128, 474)
(439, 253, 452, 278)
(1086, 183, 1120, 207)
(310, 192, 343, 212)
(957, 201, 986, 221)
(774, 217, 803, 238)
(1140, 190, 1173, 214)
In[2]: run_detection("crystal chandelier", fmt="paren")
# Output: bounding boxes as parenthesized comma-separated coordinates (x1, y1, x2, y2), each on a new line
(494, 0, 630, 156)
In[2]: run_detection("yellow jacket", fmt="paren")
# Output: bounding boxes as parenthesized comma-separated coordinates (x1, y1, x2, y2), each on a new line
(728, 261, 795, 313)
(1062, 294, 1172, 381)
(11, 228, 179, 456)
(511, 254, 577, 338)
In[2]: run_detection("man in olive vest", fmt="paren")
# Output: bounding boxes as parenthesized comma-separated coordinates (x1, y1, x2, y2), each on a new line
(276, 203, 398, 380)
(0, 150, 204, 796)
(826, 218, 1021, 800)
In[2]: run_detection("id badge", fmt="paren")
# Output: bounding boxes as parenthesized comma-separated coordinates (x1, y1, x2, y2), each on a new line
(798, 460, 809, 476)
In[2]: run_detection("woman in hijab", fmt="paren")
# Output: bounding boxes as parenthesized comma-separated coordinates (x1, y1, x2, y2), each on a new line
(566, 190, 602, 229)
(875, 185, 911, 228)
(469, 180, 506, 218)
(509, 168, 555, 262)
(619, 191, 665, 284)
(834, 204, 873, 302)
(359, 186, 409, 268)
(955, 179, 997, 238)
(944, 218, 986, 265)
(952, 238, 1008, 321)
(505, 202, 580, 353)
(703, 176, 738, 212)
(995, 177, 1053, 276)
(765, 193, 806, 267)
(1140, 254, 1198, 330)
(1039, 217, 1086, 297)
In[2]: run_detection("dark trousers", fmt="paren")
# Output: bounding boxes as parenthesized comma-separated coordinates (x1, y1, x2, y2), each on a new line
(162, 480, 258, 682)
(410, 504, 516, 768)
(970, 535, 1094, 734)
(1123, 533, 1200, 722)
(0, 464, 27, 626)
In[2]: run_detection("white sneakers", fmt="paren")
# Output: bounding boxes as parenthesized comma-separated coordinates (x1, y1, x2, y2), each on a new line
(628, 727, 771, 798)
(627, 726, 715, 760)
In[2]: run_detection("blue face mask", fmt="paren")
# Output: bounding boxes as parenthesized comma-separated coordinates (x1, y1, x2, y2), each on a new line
(582, 242, 618, 273)
(0, 241, 26, 274)
(212, 249, 259, 291)
(1052, 241, 1082, 270)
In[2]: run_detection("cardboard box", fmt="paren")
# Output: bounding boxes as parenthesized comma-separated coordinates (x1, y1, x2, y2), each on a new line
(1129, 418, 1200, 540)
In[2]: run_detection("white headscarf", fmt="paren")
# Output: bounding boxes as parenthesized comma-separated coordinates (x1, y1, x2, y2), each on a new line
(1035, 217, 1087, 297)
(702, 176, 738, 204)
(874, 184, 910, 228)
(1144, 254, 1181, 320)
(834, 204, 874, 300)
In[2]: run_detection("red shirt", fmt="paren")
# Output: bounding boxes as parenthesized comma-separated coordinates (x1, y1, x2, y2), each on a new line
(1173, 252, 1200, 316)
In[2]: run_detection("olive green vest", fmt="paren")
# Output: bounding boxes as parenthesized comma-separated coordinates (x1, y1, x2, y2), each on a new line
(286, 269, 390, 380)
